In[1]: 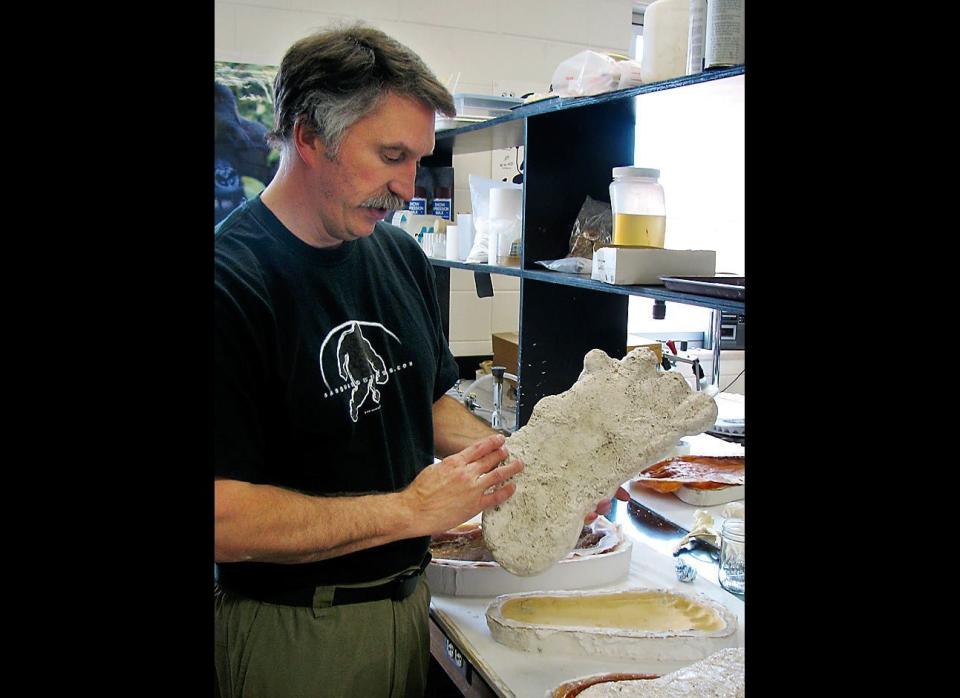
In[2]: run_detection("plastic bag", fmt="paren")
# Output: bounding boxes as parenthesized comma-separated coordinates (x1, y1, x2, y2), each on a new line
(566, 195, 613, 260)
(465, 175, 522, 263)
(551, 51, 644, 98)
(552, 50, 618, 97)
(535, 257, 592, 274)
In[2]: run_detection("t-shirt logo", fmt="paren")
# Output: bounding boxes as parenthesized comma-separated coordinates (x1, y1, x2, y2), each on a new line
(318, 320, 409, 423)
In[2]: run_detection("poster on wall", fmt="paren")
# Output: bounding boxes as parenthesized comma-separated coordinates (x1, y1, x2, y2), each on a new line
(214, 62, 280, 225)
(492, 146, 524, 184)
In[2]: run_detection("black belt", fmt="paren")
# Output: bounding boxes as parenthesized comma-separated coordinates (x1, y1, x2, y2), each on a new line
(222, 554, 431, 608)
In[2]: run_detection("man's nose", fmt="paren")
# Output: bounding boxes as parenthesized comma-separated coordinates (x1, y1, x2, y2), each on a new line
(389, 161, 418, 202)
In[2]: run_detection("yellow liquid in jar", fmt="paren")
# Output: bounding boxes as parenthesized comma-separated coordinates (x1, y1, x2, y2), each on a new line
(613, 213, 666, 248)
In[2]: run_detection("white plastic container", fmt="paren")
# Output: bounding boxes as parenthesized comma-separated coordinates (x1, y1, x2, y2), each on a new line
(640, 0, 690, 84)
(608, 166, 666, 248)
(445, 224, 459, 261)
(456, 213, 473, 262)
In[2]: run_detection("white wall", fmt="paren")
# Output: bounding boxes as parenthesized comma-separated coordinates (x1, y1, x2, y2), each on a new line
(216, 0, 635, 359)
(626, 73, 745, 393)
(633, 74, 744, 276)
(215, 1, 632, 97)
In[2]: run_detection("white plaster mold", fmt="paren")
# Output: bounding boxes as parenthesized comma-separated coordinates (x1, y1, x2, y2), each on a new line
(674, 484, 745, 506)
(485, 588, 738, 662)
(483, 348, 718, 575)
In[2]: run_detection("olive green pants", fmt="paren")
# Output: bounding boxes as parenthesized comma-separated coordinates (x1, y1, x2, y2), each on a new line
(214, 570, 431, 698)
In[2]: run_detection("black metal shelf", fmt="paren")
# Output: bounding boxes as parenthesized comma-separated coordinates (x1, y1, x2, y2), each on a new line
(433, 67, 743, 154)
(522, 269, 744, 312)
(430, 67, 744, 428)
(431, 260, 744, 313)
(427, 258, 522, 278)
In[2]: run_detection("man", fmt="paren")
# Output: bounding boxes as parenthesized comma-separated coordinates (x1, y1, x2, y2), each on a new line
(214, 24, 620, 698)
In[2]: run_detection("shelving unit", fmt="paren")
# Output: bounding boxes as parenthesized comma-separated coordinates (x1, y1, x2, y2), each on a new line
(424, 68, 745, 429)
(431, 260, 744, 314)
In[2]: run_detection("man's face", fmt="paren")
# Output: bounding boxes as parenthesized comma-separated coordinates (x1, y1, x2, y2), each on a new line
(309, 91, 436, 245)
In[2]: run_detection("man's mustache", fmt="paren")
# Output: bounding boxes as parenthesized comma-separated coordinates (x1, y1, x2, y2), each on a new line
(360, 191, 407, 210)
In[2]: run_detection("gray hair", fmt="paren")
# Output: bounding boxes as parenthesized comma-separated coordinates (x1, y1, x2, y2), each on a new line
(268, 24, 456, 157)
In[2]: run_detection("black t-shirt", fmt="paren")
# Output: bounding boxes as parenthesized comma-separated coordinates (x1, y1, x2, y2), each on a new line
(214, 195, 459, 592)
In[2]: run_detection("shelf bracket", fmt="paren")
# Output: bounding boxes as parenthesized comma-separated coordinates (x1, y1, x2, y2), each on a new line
(473, 272, 494, 298)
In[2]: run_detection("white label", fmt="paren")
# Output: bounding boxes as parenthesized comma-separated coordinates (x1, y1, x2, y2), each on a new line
(431, 198, 452, 220)
(705, 0, 744, 68)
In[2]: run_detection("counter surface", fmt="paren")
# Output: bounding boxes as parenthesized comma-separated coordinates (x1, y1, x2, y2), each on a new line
(429, 434, 746, 697)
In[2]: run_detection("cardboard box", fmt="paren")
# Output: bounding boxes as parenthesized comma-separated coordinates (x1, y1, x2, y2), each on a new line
(626, 334, 663, 362)
(591, 247, 717, 285)
(491, 331, 519, 376)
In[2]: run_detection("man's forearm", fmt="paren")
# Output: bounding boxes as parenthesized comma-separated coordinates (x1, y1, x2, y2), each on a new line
(215, 479, 421, 564)
(432, 394, 498, 458)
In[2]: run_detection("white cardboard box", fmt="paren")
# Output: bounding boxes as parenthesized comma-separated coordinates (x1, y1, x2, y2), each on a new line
(591, 247, 717, 285)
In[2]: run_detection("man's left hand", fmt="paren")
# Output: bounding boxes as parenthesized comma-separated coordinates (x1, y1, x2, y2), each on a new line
(584, 486, 631, 524)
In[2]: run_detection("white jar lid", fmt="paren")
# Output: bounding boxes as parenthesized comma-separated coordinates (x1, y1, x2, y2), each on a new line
(612, 166, 660, 179)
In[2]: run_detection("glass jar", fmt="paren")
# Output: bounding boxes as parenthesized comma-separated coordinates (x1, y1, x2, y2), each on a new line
(609, 167, 666, 248)
(718, 518, 745, 594)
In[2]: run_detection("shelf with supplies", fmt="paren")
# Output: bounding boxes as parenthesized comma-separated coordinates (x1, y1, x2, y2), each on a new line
(429, 66, 743, 157)
(428, 261, 744, 314)
(424, 68, 744, 429)
(427, 258, 522, 279)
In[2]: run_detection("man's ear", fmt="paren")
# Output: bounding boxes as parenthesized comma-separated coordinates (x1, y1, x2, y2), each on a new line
(292, 118, 325, 167)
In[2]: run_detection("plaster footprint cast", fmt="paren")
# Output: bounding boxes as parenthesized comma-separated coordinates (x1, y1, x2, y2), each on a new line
(482, 347, 718, 576)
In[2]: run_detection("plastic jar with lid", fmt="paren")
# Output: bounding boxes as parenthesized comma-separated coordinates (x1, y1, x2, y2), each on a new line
(609, 166, 666, 248)
(640, 0, 690, 84)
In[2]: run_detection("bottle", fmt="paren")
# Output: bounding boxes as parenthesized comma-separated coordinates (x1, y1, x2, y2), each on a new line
(640, 0, 690, 84)
(409, 192, 427, 215)
(718, 518, 745, 594)
(705, 0, 745, 69)
(430, 166, 454, 221)
(686, 0, 707, 75)
(409, 167, 431, 215)
(431, 183, 452, 221)
(609, 167, 666, 248)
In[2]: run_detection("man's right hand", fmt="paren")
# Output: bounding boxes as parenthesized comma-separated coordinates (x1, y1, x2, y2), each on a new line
(402, 433, 523, 537)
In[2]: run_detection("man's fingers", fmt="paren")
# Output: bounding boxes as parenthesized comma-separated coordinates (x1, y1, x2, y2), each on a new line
(456, 433, 506, 465)
(614, 486, 630, 501)
(479, 481, 516, 509)
(478, 457, 523, 490)
(595, 498, 612, 516)
(472, 445, 510, 475)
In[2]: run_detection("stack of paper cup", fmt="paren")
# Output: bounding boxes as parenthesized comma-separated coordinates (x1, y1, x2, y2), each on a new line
(445, 225, 459, 261)
(456, 213, 473, 262)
